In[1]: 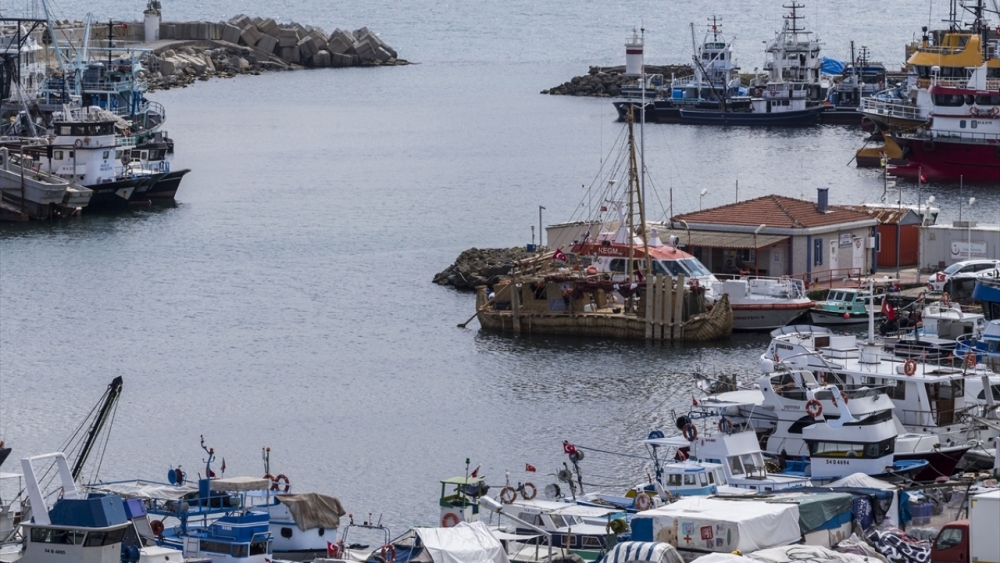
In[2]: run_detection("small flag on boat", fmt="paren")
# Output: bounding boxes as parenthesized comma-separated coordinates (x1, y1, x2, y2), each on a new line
(221, 458, 226, 473)
(326, 542, 337, 557)
(600, 206, 608, 212)
(470, 464, 481, 478)
(553, 249, 567, 262)
(919, 173, 927, 184)
(692, 396, 699, 406)
(562, 441, 577, 455)
(525, 463, 536, 473)
(121, 22, 128, 29)
(881, 300, 896, 321)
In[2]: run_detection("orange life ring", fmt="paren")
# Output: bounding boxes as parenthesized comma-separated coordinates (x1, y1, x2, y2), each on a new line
(586, 264, 598, 275)
(150, 519, 165, 536)
(634, 492, 652, 511)
(500, 486, 517, 504)
(971, 106, 980, 117)
(942, 292, 951, 307)
(675, 448, 688, 461)
(806, 399, 823, 418)
(521, 482, 537, 500)
(964, 353, 977, 368)
(904, 359, 917, 376)
(991, 106, 1000, 117)
(441, 512, 460, 527)
(381, 544, 397, 563)
(682, 423, 698, 441)
(270, 473, 290, 493)
(840, 390, 849, 404)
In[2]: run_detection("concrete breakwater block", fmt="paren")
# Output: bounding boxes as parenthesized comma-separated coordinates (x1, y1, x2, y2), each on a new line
(279, 46, 300, 64)
(228, 14, 252, 29)
(221, 23, 241, 44)
(257, 18, 279, 37)
(327, 29, 355, 55)
(239, 24, 262, 46)
(353, 39, 376, 62)
(311, 50, 331, 67)
(330, 52, 353, 67)
(297, 36, 319, 60)
(256, 34, 278, 55)
(278, 28, 299, 48)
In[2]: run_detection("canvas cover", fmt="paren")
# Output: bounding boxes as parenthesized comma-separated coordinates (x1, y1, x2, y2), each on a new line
(414, 521, 510, 563)
(94, 481, 199, 500)
(276, 493, 346, 530)
(748, 545, 871, 562)
(209, 476, 271, 492)
(689, 555, 757, 563)
(600, 541, 683, 563)
(766, 492, 853, 534)
(827, 473, 896, 490)
(630, 497, 800, 554)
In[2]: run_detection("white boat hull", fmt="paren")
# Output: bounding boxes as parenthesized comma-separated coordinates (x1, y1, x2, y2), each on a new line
(732, 306, 811, 331)
(808, 309, 879, 325)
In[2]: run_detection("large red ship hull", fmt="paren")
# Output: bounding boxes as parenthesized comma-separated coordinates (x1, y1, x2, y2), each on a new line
(889, 136, 1000, 181)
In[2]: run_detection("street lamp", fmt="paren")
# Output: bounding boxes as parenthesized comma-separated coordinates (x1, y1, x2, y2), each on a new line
(967, 197, 976, 260)
(538, 206, 546, 248)
(699, 188, 708, 211)
(754, 224, 766, 275)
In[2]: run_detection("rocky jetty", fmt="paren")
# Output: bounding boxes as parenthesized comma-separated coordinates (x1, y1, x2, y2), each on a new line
(433, 247, 544, 291)
(145, 18, 407, 90)
(542, 64, 693, 97)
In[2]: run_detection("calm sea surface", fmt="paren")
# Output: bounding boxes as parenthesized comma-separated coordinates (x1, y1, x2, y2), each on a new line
(1, 0, 999, 529)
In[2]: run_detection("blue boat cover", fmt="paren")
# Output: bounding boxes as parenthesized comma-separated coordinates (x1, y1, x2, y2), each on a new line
(49, 495, 129, 528)
(821, 57, 845, 75)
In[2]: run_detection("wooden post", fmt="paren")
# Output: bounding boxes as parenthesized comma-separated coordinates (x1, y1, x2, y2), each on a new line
(645, 275, 654, 340)
(659, 276, 669, 340)
(511, 282, 521, 333)
(673, 274, 686, 340)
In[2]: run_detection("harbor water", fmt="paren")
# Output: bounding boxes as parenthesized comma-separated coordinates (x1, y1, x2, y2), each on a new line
(1, 0, 999, 530)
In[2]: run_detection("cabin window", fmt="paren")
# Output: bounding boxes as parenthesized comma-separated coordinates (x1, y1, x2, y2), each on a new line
(52, 150, 64, 160)
(971, 120, 978, 129)
(977, 385, 1000, 400)
(84, 528, 126, 547)
(668, 474, 682, 486)
(960, 120, 967, 129)
(698, 473, 708, 486)
(683, 474, 697, 485)
(251, 542, 268, 556)
(200, 540, 231, 554)
(715, 470, 728, 485)
(565, 534, 577, 547)
(582, 536, 603, 548)
(707, 472, 715, 484)
(103, 151, 110, 159)
(550, 515, 567, 528)
(886, 380, 906, 400)
(30, 529, 85, 544)
(609, 259, 627, 273)
(740, 454, 761, 474)
(976, 94, 1000, 105)
(933, 94, 964, 107)
(729, 456, 744, 475)
(68, 151, 74, 159)
(58, 126, 72, 135)
(231, 544, 248, 557)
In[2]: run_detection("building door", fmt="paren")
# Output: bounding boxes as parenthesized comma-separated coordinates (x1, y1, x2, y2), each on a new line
(828, 240, 839, 275)
(852, 237, 865, 275)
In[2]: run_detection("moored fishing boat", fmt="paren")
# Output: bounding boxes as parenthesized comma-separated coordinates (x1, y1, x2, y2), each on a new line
(808, 286, 883, 325)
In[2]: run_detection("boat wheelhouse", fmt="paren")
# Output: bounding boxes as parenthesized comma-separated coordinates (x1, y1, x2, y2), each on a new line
(809, 287, 881, 325)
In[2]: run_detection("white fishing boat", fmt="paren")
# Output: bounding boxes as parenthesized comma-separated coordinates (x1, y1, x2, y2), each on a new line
(710, 276, 813, 330)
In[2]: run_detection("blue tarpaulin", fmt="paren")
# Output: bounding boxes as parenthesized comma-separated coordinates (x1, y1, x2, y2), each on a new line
(821, 57, 846, 75)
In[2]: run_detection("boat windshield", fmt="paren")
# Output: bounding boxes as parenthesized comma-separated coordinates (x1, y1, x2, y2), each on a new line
(680, 259, 712, 277)
(658, 260, 689, 277)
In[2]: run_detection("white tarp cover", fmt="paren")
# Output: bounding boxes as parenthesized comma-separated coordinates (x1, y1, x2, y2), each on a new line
(689, 555, 757, 563)
(600, 541, 684, 563)
(93, 481, 198, 500)
(632, 498, 800, 554)
(414, 521, 510, 563)
(209, 476, 271, 492)
(826, 473, 895, 490)
(744, 545, 872, 562)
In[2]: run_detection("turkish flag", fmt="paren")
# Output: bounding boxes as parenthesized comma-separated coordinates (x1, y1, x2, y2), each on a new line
(881, 299, 896, 321)
(525, 463, 536, 473)
(919, 173, 927, 184)
(326, 542, 337, 557)
(553, 249, 567, 262)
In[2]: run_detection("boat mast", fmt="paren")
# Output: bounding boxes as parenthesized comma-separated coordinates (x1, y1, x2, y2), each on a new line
(70, 376, 123, 481)
(624, 107, 651, 283)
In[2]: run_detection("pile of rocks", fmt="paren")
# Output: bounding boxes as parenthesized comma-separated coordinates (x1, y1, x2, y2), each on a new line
(542, 64, 693, 97)
(146, 45, 278, 91)
(433, 247, 543, 291)
(218, 16, 402, 68)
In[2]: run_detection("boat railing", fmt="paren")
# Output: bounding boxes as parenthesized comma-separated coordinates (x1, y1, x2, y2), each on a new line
(861, 97, 926, 121)
(927, 130, 1000, 145)
(788, 267, 864, 288)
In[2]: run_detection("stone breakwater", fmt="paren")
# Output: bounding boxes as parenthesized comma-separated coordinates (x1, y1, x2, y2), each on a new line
(145, 16, 406, 91)
(433, 247, 544, 291)
(541, 64, 693, 97)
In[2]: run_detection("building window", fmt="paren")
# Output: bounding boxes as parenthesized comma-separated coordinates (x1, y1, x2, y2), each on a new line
(813, 239, 823, 266)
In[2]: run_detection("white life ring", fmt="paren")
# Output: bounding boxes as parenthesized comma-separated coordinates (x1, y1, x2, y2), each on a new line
(634, 492, 652, 511)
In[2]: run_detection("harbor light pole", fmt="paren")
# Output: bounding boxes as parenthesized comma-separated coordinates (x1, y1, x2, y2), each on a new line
(538, 206, 546, 248)
(699, 188, 708, 211)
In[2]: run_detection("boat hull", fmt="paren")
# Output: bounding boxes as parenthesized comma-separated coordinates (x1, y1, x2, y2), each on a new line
(894, 444, 971, 482)
(890, 136, 1000, 181)
(679, 107, 821, 126)
(731, 304, 812, 331)
(83, 177, 152, 212)
(819, 107, 866, 125)
(613, 100, 655, 122)
(147, 169, 191, 200)
(808, 309, 879, 325)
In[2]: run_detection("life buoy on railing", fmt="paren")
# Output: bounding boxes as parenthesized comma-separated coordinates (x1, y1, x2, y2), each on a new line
(520, 482, 537, 500)
(805, 399, 823, 418)
(840, 390, 849, 404)
(942, 292, 951, 307)
(971, 106, 980, 117)
(381, 544, 397, 563)
(904, 359, 918, 376)
(270, 473, 290, 493)
(150, 519, 165, 536)
(964, 352, 977, 368)
(682, 423, 698, 442)
(586, 264, 598, 275)
(74, 139, 83, 148)
(500, 486, 517, 504)
(718, 417, 734, 434)
(991, 106, 1000, 117)
(634, 492, 652, 511)
(441, 512, 460, 527)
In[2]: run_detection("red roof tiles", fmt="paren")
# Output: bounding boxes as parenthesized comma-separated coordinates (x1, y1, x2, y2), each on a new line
(673, 195, 875, 229)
